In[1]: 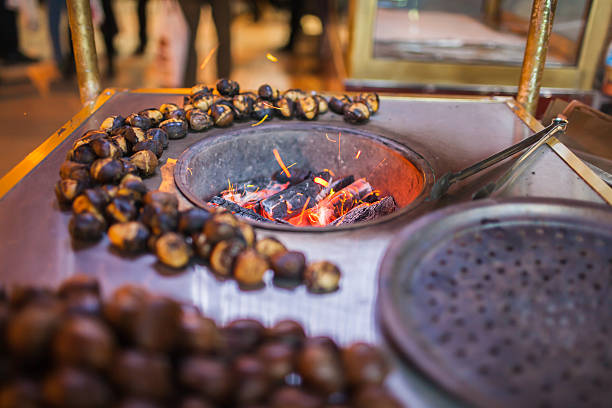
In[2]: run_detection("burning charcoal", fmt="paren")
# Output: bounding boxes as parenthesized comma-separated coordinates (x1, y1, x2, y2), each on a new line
(209, 239, 246, 276)
(133, 139, 163, 158)
(261, 172, 331, 220)
(232, 93, 255, 120)
(315, 175, 355, 202)
(90, 158, 125, 184)
(304, 261, 341, 293)
(146, 128, 169, 149)
(159, 102, 179, 118)
(271, 251, 306, 283)
(60, 161, 91, 184)
(257, 341, 295, 383)
(112, 349, 173, 401)
(232, 355, 270, 404)
(274, 97, 294, 119)
(356, 92, 380, 114)
(211, 103, 234, 127)
(111, 134, 130, 155)
(186, 108, 213, 131)
(139, 108, 164, 128)
(255, 237, 287, 260)
(305, 178, 372, 226)
(269, 387, 323, 408)
(332, 196, 397, 226)
(191, 92, 214, 112)
(179, 357, 233, 402)
(130, 150, 158, 177)
(352, 385, 402, 408)
(192, 232, 213, 260)
(155, 232, 191, 269)
(106, 197, 138, 224)
(69, 212, 106, 241)
(108, 222, 149, 252)
(99, 115, 125, 133)
(55, 179, 85, 206)
(233, 249, 268, 287)
(267, 320, 305, 349)
(272, 167, 311, 185)
(180, 310, 223, 354)
(126, 112, 153, 130)
(42, 367, 113, 408)
(282, 89, 306, 102)
(297, 340, 345, 394)
(344, 102, 370, 124)
(216, 78, 240, 97)
(342, 342, 389, 386)
(208, 196, 275, 224)
(52, 316, 115, 371)
(90, 138, 122, 159)
(178, 208, 212, 235)
(329, 95, 351, 114)
(251, 99, 273, 122)
(258, 84, 279, 101)
(160, 118, 188, 140)
(313, 94, 328, 114)
(295, 95, 319, 120)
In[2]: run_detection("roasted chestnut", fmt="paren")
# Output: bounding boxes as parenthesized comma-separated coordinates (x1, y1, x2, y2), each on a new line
(209, 239, 246, 276)
(108, 221, 149, 252)
(58, 274, 100, 298)
(210, 103, 234, 127)
(120, 158, 139, 176)
(178, 208, 212, 235)
(251, 100, 273, 122)
(133, 295, 182, 351)
(352, 385, 402, 408)
(257, 341, 295, 383)
(297, 340, 345, 394)
(267, 320, 305, 349)
(186, 108, 213, 131)
(7, 304, 61, 361)
(129, 150, 158, 177)
(112, 349, 173, 401)
(90, 158, 124, 184)
(191, 84, 213, 95)
(133, 139, 163, 158)
(282, 89, 306, 102)
(233, 249, 268, 287)
(295, 95, 319, 120)
(126, 112, 152, 130)
(329, 95, 352, 114)
(313, 94, 328, 114)
(99, 115, 124, 133)
(342, 342, 389, 386)
(144, 191, 178, 212)
(42, 367, 112, 408)
(73, 130, 107, 150)
(232, 94, 255, 120)
(103, 285, 149, 338)
(155, 232, 191, 268)
(270, 251, 305, 283)
(216, 78, 240, 97)
(105, 197, 137, 223)
(62, 291, 102, 317)
(356, 92, 380, 113)
(223, 319, 265, 354)
(344, 102, 370, 124)
(232, 355, 270, 404)
(52, 315, 115, 370)
(274, 97, 294, 119)
(304, 261, 341, 293)
(167, 108, 186, 121)
(115, 126, 146, 146)
(159, 103, 179, 119)
(180, 310, 223, 354)
(68, 212, 106, 241)
(55, 179, 85, 205)
(269, 387, 323, 408)
(258, 84, 279, 101)
(255, 237, 287, 259)
(90, 137, 122, 159)
(119, 174, 147, 201)
(204, 212, 240, 243)
(139, 108, 164, 127)
(111, 134, 130, 155)
(160, 118, 188, 140)
(191, 91, 214, 112)
(69, 143, 96, 164)
(179, 396, 215, 408)
(0, 378, 42, 408)
(141, 207, 177, 236)
(179, 357, 233, 402)
(192, 232, 213, 260)
(238, 222, 256, 247)
(146, 128, 169, 149)
(59, 161, 91, 184)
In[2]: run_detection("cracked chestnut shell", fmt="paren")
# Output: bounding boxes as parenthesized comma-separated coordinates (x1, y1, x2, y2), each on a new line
(159, 103, 179, 119)
(139, 108, 164, 127)
(108, 221, 149, 252)
(282, 89, 306, 102)
(133, 139, 163, 158)
(233, 249, 268, 287)
(255, 237, 287, 260)
(232, 93, 255, 120)
(99, 115, 125, 133)
(191, 84, 213, 95)
(304, 261, 341, 293)
(106, 197, 138, 224)
(155, 232, 191, 268)
(90, 138, 122, 159)
(211, 103, 234, 127)
(146, 128, 169, 149)
(69, 212, 106, 241)
(274, 97, 294, 119)
(160, 118, 188, 140)
(55, 179, 85, 206)
(192, 232, 213, 260)
(111, 134, 129, 155)
(295, 95, 319, 120)
(343, 102, 370, 124)
(209, 239, 246, 276)
(204, 213, 240, 244)
(115, 126, 146, 146)
(186, 108, 213, 131)
(90, 158, 125, 184)
(314, 94, 328, 114)
(60, 161, 91, 184)
(126, 112, 152, 130)
(328, 95, 352, 114)
(129, 150, 158, 177)
(167, 108, 186, 121)
(178, 208, 212, 235)
(251, 100, 273, 122)
(190, 91, 214, 112)
(69, 143, 96, 164)
(356, 92, 380, 113)
(216, 78, 240, 97)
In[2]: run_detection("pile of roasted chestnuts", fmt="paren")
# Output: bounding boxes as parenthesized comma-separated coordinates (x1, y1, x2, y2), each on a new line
(0, 275, 402, 407)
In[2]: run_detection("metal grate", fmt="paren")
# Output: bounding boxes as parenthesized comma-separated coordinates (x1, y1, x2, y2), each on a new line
(379, 199, 612, 408)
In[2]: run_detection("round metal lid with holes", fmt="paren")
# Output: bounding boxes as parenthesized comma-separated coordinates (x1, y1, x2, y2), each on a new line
(378, 198, 612, 408)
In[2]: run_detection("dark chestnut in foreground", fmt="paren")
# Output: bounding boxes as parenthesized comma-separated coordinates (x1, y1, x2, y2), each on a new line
(160, 118, 188, 140)
(69, 212, 106, 241)
(216, 78, 240, 97)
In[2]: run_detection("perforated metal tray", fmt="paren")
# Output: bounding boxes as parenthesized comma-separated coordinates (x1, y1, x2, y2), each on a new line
(379, 198, 612, 408)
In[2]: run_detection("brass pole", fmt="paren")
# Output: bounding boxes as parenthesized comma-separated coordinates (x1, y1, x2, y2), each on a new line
(483, 0, 502, 28)
(66, 0, 101, 105)
(516, 0, 558, 116)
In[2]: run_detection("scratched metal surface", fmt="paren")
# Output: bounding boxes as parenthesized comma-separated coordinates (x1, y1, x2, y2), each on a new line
(0, 91, 604, 407)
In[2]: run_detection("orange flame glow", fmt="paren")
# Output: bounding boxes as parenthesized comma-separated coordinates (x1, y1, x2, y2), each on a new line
(313, 177, 329, 187)
(355, 150, 362, 160)
(272, 149, 291, 178)
(266, 53, 278, 62)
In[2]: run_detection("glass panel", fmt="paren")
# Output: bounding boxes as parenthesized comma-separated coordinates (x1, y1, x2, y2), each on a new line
(373, 0, 589, 67)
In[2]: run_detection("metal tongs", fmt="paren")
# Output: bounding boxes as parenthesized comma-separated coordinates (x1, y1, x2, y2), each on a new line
(428, 117, 568, 201)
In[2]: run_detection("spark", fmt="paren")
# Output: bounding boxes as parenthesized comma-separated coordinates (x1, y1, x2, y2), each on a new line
(355, 150, 362, 160)
(273, 148, 292, 178)
(262, 101, 282, 110)
(187, 167, 193, 176)
(251, 114, 269, 127)
(338, 132, 342, 161)
(199, 46, 218, 70)
(369, 158, 387, 177)
(287, 162, 297, 169)
(325, 133, 337, 143)
(313, 177, 329, 188)
(266, 53, 278, 62)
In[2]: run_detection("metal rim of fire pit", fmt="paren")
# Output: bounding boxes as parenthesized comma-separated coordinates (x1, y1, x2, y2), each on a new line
(378, 197, 612, 408)
(174, 122, 434, 232)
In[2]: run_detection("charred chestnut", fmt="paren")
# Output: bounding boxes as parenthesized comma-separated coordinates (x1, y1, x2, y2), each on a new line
(115, 126, 146, 146)
(216, 78, 240, 97)
(60, 161, 91, 184)
(238, 222, 256, 247)
(179, 357, 232, 402)
(192, 232, 213, 260)
(167, 108, 186, 121)
(69, 212, 106, 241)
(146, 128, 169, 149)
(144, 190, 178, 211)
(295, 95, 319, 120)
(103, 285, 149, 338)
(159, 103, 179, 119)
(90, 158, 124, 184)
(329, 95, 352, 114)
(304, 261, 341, 293)
(126, 112, 152, 130)
(180, 310, 223, 354)
(258, 84, 279, 101)
(178, 208, 212, 235)
(209, 239, 246, 276)
(90, 137, 122, 159)
(356, 92, 380, 113)
(72, 188, 110, 216)
(99, 115, 124, 133)
(69, 143, 96, 164)
(55, 179, 85, 206)
(255, 237, 287, 259)
(160, 118, 188, 140)
(42, 367, 112, 408)
(251, 99, 273, 122)
(282, 89, 306, 102)
(313, 94, 328, 114)
(73, 130, 107, 150)
(105, 197, 137, 223)
(155, 232, 191, 268)
(111, 134, 130, 155)
(120, 158, 139, 176)
(344, 102, 370, 124)
(139, 108, 164, 127)
(140, 205, 178, 235)
(223, 319, 265, 354)
(108, 221, 149, 252)
(257, 341, 295, 383)
(342, 342, 389, 386)
(186, 108, 213, 131)
(112, 349, 173, 401)
(133, 295, 182, 351)
(210, 103, 234, 127)
(274, 97, 294, 119)
(233, 249, 268, 287)
(52, 316, 115, 370)
(133, 139, 163, 158)
(270, 251, 306, 283)
(204, 212, 240, 243)
(129, 150, 158, 177)
(297, 340, 345, 394)
(191, 91, 214, 112)
(232, 355, 270, 404)
(232, 94, 255, 120)
(267, 320, 305, 349)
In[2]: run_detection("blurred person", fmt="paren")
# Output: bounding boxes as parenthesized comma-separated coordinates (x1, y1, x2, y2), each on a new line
(0, 0, 38, 64)
(178, 0, 231, 87)
(135, 0, 149, 54)
(100, 0, 118, 77)
(47, 0, 75, 76)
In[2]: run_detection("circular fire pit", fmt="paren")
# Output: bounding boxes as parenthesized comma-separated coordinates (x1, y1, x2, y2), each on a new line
(175, 122, 433, 230)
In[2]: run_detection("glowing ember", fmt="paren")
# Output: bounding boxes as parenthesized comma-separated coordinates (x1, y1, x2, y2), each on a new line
(251, 114, 269, 127)
(355, 150, 362, 160)
(313, 177, 329, 188)
(266, 53, 278, 62)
